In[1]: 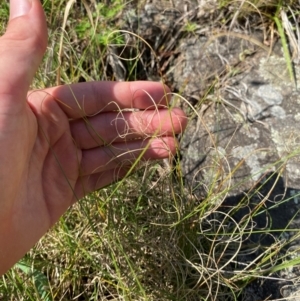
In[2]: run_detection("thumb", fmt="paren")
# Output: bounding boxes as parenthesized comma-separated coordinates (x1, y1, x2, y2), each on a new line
(0, 0, 47, 107)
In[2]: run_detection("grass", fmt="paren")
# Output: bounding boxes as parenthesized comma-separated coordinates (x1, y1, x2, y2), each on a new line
(1, 0, 300, 300)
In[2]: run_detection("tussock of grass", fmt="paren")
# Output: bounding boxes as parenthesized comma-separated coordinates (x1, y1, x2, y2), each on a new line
(1, 0, 300, 300)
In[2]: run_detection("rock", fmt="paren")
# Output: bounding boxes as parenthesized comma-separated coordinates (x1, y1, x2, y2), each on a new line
(179, 37, 300, 197)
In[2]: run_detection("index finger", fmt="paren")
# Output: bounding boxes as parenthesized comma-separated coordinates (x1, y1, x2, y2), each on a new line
(28, 81, 171, 119)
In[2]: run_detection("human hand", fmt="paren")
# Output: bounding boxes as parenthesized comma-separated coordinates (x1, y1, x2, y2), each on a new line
(0, 0, 186, 274)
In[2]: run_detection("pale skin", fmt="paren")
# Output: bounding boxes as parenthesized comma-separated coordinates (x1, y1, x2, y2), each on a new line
(0, 0, 187, 274)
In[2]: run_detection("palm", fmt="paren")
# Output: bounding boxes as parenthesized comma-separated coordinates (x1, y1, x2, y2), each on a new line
(25, 94, 79, 229)
(0, 89, 80, 270)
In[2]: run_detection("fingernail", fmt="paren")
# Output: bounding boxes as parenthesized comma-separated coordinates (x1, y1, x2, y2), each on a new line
(10, 0, 33, 20)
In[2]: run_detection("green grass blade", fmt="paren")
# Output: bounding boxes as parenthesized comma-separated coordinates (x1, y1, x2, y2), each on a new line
(274, 14, 297, 88)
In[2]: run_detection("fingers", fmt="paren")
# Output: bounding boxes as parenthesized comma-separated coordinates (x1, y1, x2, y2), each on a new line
(28, 81, 171, 119)
(0, 0, 47, 110)
(74, 137, 177, 198)
(79, 137, 177, 176)
(74, 168, 129, 200)
(70, 108, 187, 149)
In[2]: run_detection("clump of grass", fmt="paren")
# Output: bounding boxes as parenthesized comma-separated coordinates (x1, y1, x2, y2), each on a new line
(1, 0, 300, 300)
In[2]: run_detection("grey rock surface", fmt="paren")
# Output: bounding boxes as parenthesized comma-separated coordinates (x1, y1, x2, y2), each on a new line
(179, 39, 300, 196)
